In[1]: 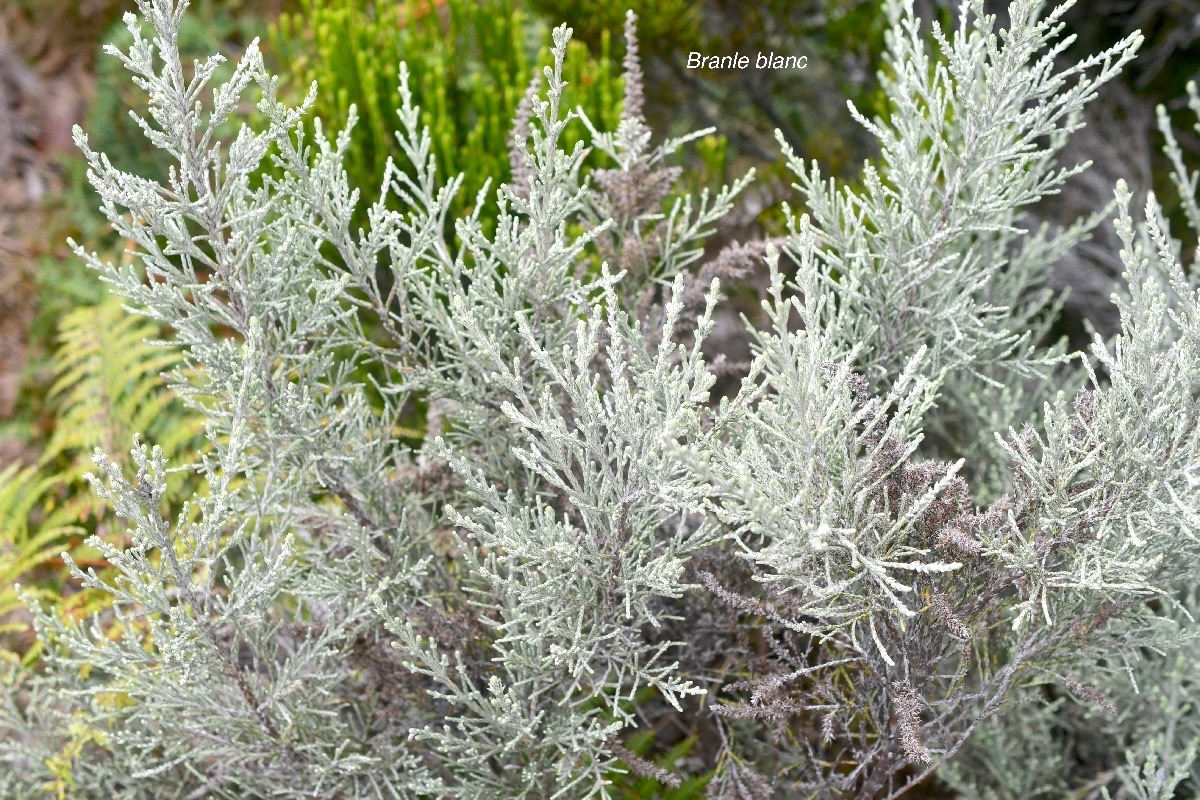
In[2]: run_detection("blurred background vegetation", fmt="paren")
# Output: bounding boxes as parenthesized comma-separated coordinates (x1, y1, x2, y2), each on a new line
(1, 0, 1197, 795)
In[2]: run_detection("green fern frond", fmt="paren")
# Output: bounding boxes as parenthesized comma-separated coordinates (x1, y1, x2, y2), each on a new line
(45, 296, 192, 467)
(0, 464, 83, 645)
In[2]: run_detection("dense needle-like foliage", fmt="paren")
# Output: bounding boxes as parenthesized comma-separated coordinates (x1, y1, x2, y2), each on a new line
(1, 1, 1198, 798)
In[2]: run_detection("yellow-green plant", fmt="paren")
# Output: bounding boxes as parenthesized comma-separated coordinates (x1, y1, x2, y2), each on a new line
(0, 465, 82, 663)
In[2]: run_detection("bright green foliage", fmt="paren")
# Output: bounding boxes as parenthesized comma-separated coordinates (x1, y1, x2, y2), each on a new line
(0, 464, 82, 657)
(268, 0, 625, 233)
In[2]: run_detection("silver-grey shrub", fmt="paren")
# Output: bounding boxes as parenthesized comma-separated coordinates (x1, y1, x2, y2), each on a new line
(1, 0, 1197, 798)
